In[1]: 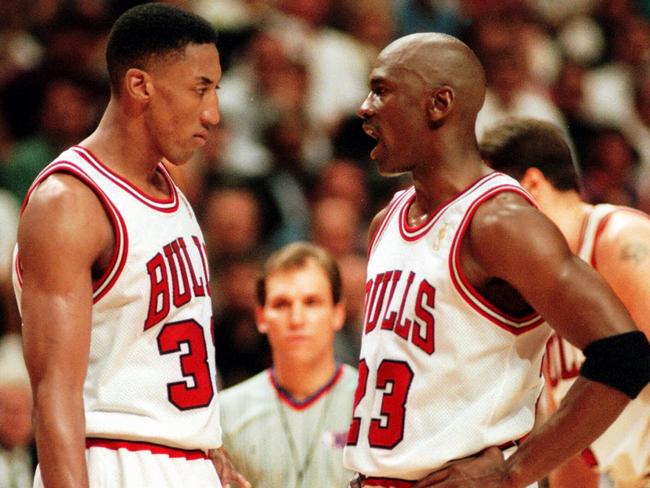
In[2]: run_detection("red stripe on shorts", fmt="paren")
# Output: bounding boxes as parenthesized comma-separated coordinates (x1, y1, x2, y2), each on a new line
(86, 437, 209, 460)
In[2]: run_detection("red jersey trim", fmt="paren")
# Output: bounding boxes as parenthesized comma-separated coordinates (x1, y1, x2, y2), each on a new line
(368, 189, 412, 257)
(72, 146, 179, 213)
(361, 477, 416, 487)
(15, 161, 128, 303)
(86, 437, 209, 460)
(589, 206, 649, 269)
(449, 185, 544, 334)
(268, 365, 344, 411)
(398, 173, 502, 242)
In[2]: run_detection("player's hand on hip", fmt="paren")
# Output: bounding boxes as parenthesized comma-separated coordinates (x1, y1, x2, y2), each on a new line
(210, 447, 252, 488)
(412, 446, 513, 488)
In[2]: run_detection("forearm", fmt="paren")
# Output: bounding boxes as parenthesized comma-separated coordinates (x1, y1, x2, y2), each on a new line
(33, 384, 88, 488)
(505, 377, 629, 487)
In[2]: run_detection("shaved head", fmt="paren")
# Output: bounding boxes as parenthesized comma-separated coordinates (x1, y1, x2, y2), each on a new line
(376, 33, 486, 124)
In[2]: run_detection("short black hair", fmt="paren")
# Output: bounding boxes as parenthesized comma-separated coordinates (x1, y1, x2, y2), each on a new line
(480, 118, 581, 192)
(106, 2, 218, 92)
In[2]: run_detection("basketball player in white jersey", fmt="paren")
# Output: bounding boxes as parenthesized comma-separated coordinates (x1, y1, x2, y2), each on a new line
(342, 33, 650, 488)
(481, 118, 650, 488)
(12, 4, 248, 488)
(220, 242, 358, 488)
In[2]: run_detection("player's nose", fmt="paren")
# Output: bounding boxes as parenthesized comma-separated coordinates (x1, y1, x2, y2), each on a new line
(357, 92, 374, 120)
(289, 303, 305, 328)
(202, 91, 220, 126)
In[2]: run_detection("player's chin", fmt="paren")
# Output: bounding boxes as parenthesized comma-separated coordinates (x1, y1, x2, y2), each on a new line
(377, 161, 410, 177)
(166, 148, 196, 166)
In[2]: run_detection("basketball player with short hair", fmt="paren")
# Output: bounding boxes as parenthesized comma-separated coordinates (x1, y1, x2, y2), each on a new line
(341, 33, 650, 488)
(13, 4, 248, 488)
(481, 117, 650, 488)
(219, 241, 358, 487)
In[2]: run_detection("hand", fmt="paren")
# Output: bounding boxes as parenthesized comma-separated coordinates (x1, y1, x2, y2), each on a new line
(412, 447, 513, 488)
(210, 447, 251, 488)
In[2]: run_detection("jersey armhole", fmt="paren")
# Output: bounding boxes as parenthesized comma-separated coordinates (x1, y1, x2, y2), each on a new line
(16, 162, 128, 303)
(449, 186, 545, 335)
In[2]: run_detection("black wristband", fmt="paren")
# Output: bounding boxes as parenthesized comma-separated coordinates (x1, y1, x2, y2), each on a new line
(580, 331, 650, 399)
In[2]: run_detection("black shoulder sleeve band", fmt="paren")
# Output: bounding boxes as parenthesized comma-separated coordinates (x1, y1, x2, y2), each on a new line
(580, 331, 650, 399)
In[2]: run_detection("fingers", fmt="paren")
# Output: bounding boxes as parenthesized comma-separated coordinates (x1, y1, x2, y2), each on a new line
(412, 468, 450, 487)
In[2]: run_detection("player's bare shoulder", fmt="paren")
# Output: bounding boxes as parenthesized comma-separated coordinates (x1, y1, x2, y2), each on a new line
(19, 173, 114, 268)
(464, 190, 571, 282)
(596, 208, 650, 269)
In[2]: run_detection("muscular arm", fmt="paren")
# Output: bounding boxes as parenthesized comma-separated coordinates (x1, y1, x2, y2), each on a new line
(415, 193, 642, 487)
(19, 174, 113, 488)
(475, 195, 638, 487)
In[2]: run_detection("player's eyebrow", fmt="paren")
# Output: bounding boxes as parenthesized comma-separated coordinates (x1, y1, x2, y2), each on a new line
(195, 76, 214, 85)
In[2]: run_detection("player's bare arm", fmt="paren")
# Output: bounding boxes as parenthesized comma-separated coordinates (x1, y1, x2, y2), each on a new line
(595, 211, 650, 339)
(468, 193, 635, 348)
(412, 192, 646, 488)
(19, 174, 114, 488)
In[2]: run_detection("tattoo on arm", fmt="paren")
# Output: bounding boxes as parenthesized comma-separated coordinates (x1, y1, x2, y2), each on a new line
(620, 242, 649, 265)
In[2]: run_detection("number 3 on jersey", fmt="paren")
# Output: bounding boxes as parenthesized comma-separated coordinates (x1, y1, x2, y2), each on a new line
(347, 359, 414, 448)
(157, 319, 214, 410)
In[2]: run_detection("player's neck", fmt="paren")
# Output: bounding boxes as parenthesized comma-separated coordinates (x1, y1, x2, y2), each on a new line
(544, 191, 593, 254)
(409, 160, 490, 219)
(81, 103, 166, 191)
(272, 356, 338, 402)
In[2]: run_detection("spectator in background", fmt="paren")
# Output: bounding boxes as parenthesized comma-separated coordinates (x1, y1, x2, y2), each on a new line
(213, 254, 271, 388)
(392, 0, 468, 38)
(582, 126, 640, 207)
(313, 158, 371, 220)
(201, 182, 265, 266)
(334, 0, 395, 61)
(583, 12, 650, 128)
(470, 10, 566, 138)
(269, 0, 369, 131)
(551, 59, 601, 167)
(310, 197, 364, 258)
(333, 251, 367, 366)
(1, 72, 101, 200)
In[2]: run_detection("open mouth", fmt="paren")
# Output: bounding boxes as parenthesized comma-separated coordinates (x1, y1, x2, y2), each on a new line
(362, 123, 379, 140)
(363, 123, 382, 160)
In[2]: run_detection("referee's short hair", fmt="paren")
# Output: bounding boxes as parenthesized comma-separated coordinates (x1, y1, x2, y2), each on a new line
(256, 242, 342, 306)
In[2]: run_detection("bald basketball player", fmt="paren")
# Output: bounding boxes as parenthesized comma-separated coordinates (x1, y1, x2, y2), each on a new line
(342, 33, 650, 488)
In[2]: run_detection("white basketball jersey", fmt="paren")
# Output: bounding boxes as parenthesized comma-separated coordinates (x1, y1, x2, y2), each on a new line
(343, 173, 551, 482)
(13, 146, 221, 451)
(543, 203, 650, 477)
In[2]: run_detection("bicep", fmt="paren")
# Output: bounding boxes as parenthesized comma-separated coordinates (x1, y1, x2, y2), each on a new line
(470, 198, 636, 349)
(18, 175, 111, 390)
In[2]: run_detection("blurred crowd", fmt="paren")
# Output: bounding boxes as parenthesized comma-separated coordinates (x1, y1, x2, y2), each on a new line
(1, 0, 650, 483)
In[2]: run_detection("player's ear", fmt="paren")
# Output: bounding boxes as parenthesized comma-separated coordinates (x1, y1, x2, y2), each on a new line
(332, 301, 346, 333)
(520, 167, 547, 197)
(427, 86, 454, 124)
(255, 306, 268, 334)
(124, 68, 152, 102)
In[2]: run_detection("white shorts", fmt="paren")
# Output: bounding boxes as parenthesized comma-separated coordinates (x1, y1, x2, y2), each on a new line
(33, 439, 221, 488)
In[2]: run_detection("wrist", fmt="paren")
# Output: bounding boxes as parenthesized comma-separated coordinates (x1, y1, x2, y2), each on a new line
(503, 458, 525, 488)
